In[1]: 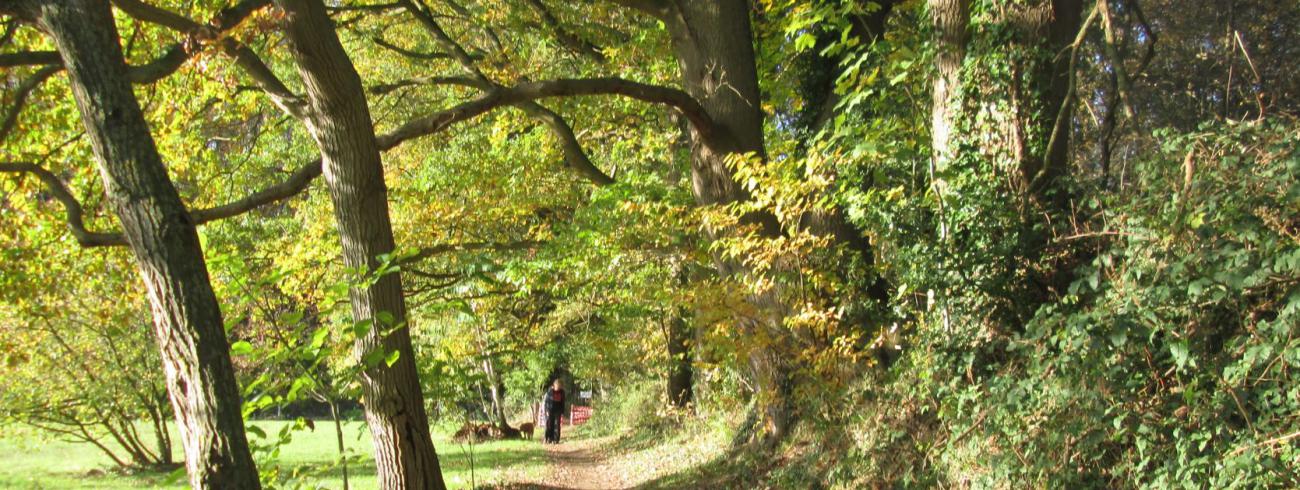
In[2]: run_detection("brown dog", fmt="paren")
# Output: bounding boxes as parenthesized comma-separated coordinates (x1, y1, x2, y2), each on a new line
(518, 422, 535, 440)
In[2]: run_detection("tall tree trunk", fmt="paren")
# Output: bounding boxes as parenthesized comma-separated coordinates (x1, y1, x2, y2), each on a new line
(273, 1, 445, 488)
(1013, 0, 1086, 204)
(481, 357, 510, 429)
(1008, 0, 1088, 302)
(16, 0, 260, 487)
(665, 309, 694, 408)
(930, 0, 970, 169)
(659, 0, 795, 444)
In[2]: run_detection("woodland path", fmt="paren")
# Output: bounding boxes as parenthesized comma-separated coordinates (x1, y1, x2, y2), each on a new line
(496, 433, 633, 490)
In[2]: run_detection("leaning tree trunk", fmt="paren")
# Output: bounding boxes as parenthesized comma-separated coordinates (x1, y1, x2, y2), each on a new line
(1006, 0, 1087, 303)
(18, 0, 260, 487)
(274, 0, 445, 488)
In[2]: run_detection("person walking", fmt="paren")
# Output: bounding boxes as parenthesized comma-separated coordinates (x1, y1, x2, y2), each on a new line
(543, 379, 566, 443)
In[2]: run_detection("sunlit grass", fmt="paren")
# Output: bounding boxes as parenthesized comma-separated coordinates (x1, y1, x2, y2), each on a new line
(0, 420, 545, 489)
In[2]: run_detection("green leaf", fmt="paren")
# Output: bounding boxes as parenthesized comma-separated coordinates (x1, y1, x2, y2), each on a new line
(281, 311, 304, 325)
(246, 424, 266, 439)
(385, 350, 401, 367)
(230, 341, 254, 356)
(1170, 341, 1193, 369)
(310, 328, 330, 349)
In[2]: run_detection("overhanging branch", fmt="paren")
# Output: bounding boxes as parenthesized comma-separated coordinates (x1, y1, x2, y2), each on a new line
(0, 162, 127, 247)
(379, 77, 720, 152)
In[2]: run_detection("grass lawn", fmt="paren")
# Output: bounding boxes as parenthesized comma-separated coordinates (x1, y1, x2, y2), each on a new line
(0, 420, 545, 489)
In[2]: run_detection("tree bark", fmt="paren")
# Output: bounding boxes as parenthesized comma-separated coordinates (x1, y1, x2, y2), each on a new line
(481, 357, 510, 429)
(1012, 0, 1086, 203)
(665, 309, 694, 408)
(273, 0, 445, 488)
(15, 0, 260, 487)
(930, 0, 970, 169)
(657, 0, 795, 444)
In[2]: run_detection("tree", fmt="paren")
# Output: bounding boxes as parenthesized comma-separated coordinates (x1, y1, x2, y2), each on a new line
(272, 0, 446, 486)
(0, 0, 259, 486)
(0, 260, 174, 470)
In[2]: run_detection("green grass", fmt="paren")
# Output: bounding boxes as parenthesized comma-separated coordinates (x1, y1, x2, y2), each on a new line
(0, 421, 545, 489)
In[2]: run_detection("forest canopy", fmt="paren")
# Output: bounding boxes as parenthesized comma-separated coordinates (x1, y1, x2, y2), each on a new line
(1, 0, 1297, 488)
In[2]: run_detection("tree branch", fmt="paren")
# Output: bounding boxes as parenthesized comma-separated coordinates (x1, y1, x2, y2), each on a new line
(0, 162, 127, 247)
(378, 77, 719, 153)
(110, 0, 202, 32)
(516, 102, 614, 185)
(370, 36, 458, 61)
(110, 0, 307, 118)
(368, 75, 482, 95)
(187, 158, 323, 224)
(524, 0, 606, 62)
(0, 64, 60, 144)
(0, 50, 59, 68)
(326, 1, 402, 12)
(405, 239, 543, 263)
(399, 0, 618, 184)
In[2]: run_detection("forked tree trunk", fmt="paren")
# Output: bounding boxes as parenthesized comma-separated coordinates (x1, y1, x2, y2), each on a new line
(273, 0, 445, 488)
(17, 0, 260, 487)
(481, 357, 510, 429)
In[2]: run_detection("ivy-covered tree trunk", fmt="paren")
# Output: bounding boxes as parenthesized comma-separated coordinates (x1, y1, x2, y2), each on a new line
(15, 0, 260, 487)
(274, 0, 445, 488)
(1025, 0, 1085, 200)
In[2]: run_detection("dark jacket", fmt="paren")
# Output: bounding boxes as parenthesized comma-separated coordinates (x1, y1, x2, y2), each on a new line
(544, 388, 566, 416)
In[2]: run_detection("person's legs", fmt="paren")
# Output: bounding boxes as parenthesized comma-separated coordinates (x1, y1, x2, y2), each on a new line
(546, 411, 561, 443)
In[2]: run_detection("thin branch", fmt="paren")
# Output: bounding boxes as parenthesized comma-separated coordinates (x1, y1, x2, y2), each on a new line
(603, 0, 669, 18)
(524, 0, 606, 62)
(188, 158, 323, 224)
(326, 2, 402, 12)
(405, 239, 542, 263)
(0, 162, 127, 247)
(371, 36, 457, 61)
(0, 64, 60, 144)
(1230, 430, 1300, 457)
(368, 75, 481, 95)
(401, 0, 619, 184)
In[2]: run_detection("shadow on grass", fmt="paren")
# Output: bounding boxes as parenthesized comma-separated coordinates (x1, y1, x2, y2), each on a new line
(441, 446, 548, 469)
(279, 459, 378, 481)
